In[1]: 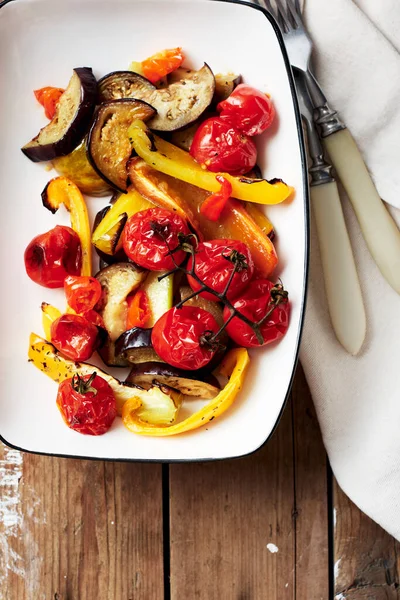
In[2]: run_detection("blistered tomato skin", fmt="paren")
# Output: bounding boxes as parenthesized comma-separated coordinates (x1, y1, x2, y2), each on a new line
(189, 116, 257, 176)
(217, 84, 275, 137)
(152, 306, 220, 370)
(123, 207, 191, 271)
(223, 279, 290, 347)
(56, 374, 117, 436)
(81, 309, 106, 329)
(24, 225, 82, 288)
(64, 275, 102, 314)
(187, 239, 254, 302)
(51, 314, 100, 361)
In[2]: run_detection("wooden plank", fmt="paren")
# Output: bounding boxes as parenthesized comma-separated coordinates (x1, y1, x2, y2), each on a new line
(0, 445, 164, 600)
(334, 479, 400, 599)
(169, 395, 296, 600)
(292, 366, 330, 600)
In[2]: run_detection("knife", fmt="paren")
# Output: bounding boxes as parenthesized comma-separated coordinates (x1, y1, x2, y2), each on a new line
(295, 71, 366, 355)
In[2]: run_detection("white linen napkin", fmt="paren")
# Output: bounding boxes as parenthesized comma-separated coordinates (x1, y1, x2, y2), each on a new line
(299, 0, 400, 540)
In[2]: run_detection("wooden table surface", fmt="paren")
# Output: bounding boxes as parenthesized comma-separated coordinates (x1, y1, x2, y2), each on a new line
(1, 366, 399, 600)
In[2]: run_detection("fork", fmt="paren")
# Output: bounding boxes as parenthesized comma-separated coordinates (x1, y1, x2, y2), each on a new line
(260, 0, 400, 296)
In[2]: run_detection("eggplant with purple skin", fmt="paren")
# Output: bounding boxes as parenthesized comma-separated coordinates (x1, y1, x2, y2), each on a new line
(126, 362, 221, 399)
(212, 73, 242, 105)
(22, 68, 97, 162)
(87, 99, 156, 193)
(115, 327, 157, 364)
(118, 328, 221, 398)
(97, 64, 215, 132)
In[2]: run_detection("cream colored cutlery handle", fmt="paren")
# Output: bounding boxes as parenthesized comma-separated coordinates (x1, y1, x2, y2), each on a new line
(324, 128, 400, 294)
(311, 181, 366, 355)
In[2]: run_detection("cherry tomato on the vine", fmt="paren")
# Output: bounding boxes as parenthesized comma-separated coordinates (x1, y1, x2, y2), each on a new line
(123, 207, 191, 271)
(222, 280, 290, 348)
(187, 239, 254, 302)
(51, 314, 101, 361)
(24, 225, 82, 289)
(64, 275, 102, 314)
(56, 372, 117, 436)
(189, 116, 257, 176)
(152, 306, 220, 370)
(217, 84, 275, 137)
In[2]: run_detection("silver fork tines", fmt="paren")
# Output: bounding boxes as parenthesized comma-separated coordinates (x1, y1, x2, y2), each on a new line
(259, 0, 345, 135)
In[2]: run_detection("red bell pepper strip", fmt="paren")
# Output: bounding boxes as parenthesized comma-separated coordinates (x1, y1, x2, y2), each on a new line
(200, 176, 232, 221)
(34, 87, 65, 120)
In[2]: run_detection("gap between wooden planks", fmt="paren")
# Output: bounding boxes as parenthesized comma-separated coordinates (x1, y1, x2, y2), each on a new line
(0, 366, 399, 599)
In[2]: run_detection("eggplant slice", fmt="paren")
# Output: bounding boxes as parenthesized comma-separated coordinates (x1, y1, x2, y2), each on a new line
(22, 68, 97, 162)
(95, 263, 147, 367)
(87, 99, 156, 192)
(97, 64, 215, 132)
(127, 362, 221, 399)
(213, 73, 242, 105)
(98, 71, 155, 103)
(169, 119, 202, 152)
(115, 327, 159, 364)
(117, 327, 221, 398)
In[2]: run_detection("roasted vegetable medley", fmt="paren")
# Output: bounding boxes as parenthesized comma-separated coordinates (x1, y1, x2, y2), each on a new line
(23, 47, 293, 437)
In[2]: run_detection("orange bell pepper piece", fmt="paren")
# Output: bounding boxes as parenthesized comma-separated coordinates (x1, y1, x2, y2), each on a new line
(141, 48, 184, 83)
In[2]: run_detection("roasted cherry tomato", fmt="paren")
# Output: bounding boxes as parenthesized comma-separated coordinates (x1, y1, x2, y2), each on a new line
(81, 309, 106, 329)
(34, 86, 65, 120)
(189, 116, 257, 176)
(56, 372, 117, 436)
(152, 306, 220, 370)
(217, 84, 275, 137)
(222, 280, 289, 347)
(200, 176, 232, 222)
(123, 207, 190, 271)
(187, 239, 254, 302)
(64, 275, 102, 314)
(141, 47, 184, 84)
(51, 314, 100, 361)
(24, 225, 82, 289)
(126, 290, 151, 330)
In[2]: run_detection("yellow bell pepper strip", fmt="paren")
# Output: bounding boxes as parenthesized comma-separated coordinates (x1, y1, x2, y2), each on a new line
(28, 333, 181, 420)
(243, 201, 275, 239)
(128, 160, 278, 278)
(128, 120, 293, 205)
(128, 157, 202, 236)
(92, 188, 152, 255)
(122, 347, 250, 436)
(41, 302, 62, 341)
(41, 176, 92, 276)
